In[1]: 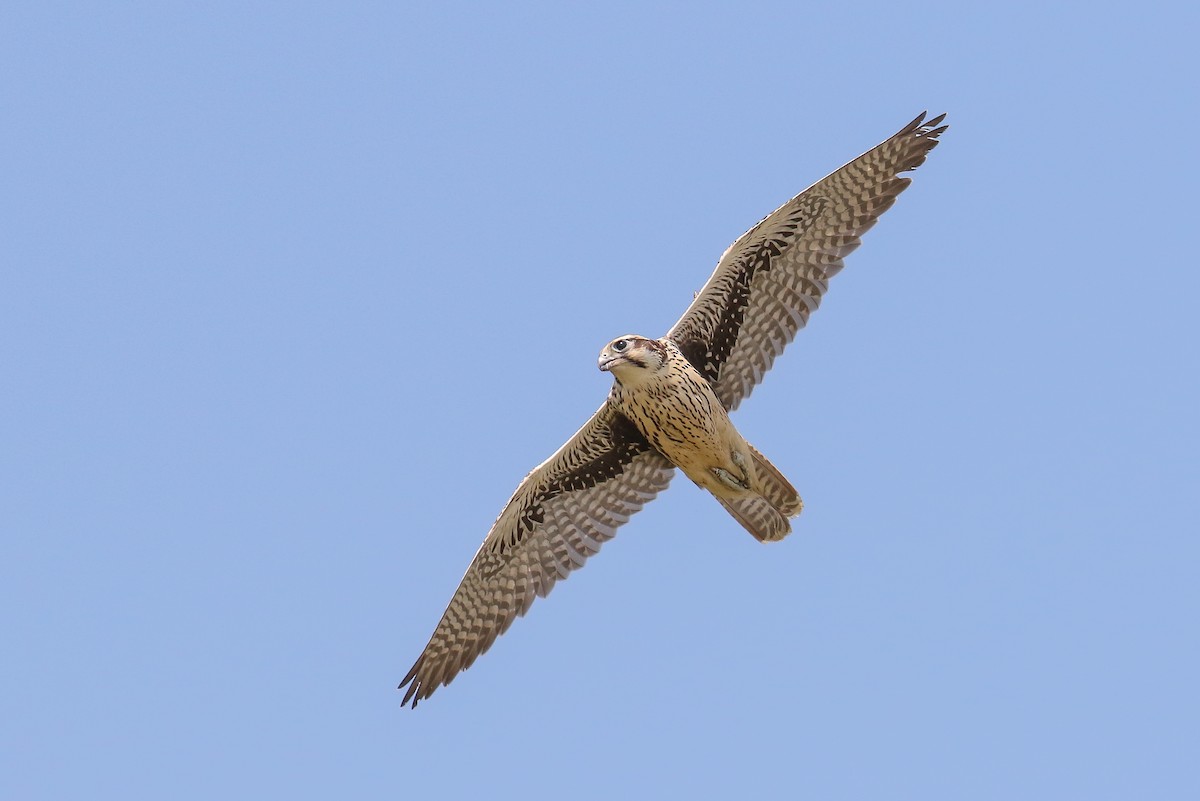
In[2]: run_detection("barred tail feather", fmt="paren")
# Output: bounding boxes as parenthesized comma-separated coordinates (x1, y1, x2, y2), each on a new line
(716, 494, 792, 542)
(748, 443, 803, 518)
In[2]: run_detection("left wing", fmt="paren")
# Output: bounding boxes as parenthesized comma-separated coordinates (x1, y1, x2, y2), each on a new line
(399, 403, 674, 707)
(667, 112, 947, 410)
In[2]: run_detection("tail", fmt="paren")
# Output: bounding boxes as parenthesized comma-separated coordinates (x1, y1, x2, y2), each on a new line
(717, 494, 792, 542)
(716, 444, 803, 543)
(748, 443, 802, 518)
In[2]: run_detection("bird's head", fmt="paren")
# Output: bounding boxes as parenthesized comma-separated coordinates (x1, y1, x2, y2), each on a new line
(598, 335, 667, 383)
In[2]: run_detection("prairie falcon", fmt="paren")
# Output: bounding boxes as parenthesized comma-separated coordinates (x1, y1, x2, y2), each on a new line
(400, 112, 947, 707)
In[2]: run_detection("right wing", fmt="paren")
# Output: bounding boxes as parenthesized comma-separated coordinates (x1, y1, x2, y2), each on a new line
(399, 403, 675, 707)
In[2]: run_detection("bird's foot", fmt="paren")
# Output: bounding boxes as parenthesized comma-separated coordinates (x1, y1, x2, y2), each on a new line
(711, 466, 751, 491)
(731, 450, 752, 487)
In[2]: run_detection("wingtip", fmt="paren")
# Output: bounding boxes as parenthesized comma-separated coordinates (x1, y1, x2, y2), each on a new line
(398, 661, 424, 708)
(399, 680, 422, 709)
(919, 112, 949, 140)
(901, 111, 949, 140)
(892, 111, 948, 172)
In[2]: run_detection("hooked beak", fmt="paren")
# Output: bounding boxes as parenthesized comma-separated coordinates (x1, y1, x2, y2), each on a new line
(598, 353, 620, 372)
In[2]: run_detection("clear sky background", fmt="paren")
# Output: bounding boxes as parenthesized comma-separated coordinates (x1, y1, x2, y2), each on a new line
(3, 2, 1197, 799)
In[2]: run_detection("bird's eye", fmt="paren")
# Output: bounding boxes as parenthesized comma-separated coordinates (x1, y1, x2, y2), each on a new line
(613, 339, 628, 352)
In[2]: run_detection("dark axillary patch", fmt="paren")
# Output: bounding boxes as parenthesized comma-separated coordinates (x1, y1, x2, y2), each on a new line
(545, 412, 651, 496)
(497, 412, 653, 555)
(676, 199, 823, 389)
(678, 253, 761, 386)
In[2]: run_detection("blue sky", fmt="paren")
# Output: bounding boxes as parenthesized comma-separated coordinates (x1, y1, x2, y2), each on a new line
(3, 2, 1197, 798)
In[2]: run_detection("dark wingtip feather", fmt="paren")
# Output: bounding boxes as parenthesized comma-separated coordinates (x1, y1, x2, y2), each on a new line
(398, 660, 424, 708)
(896, 112, 949, 172)
(916, 112, 949, 143)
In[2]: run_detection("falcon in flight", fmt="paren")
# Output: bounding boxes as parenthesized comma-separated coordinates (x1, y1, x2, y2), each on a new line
(400, 112, 947, 707)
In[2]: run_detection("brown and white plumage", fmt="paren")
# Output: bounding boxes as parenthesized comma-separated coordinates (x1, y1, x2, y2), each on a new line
(670, 112, 947, 411)
(400, 112, 947, 707)
(399, 406, 673, 705)
(599, 334, 800, 542)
